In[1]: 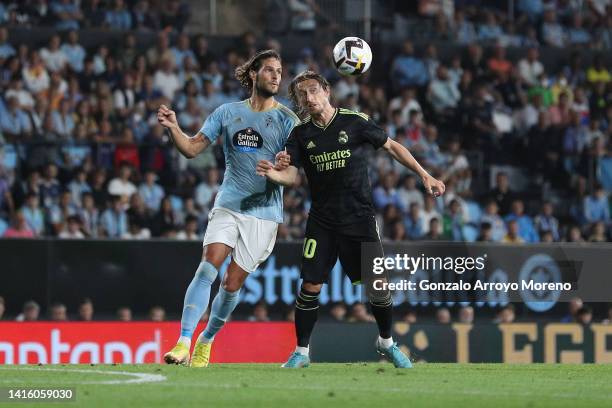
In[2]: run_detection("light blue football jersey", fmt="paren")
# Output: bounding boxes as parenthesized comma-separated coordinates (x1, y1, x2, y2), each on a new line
(200, 99, 299, 223)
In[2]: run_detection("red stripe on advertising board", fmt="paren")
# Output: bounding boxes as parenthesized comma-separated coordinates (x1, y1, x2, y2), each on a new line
(0, 322, 295, 364)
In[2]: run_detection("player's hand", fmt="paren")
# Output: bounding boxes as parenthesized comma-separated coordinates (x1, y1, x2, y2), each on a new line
(274, 150, 291, 170)
(423, 175, 446, 197)
(256, 160, 275, 177)
(157, 104, 178, 129)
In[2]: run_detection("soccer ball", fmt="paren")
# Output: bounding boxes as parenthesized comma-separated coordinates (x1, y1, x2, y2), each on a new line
(332, 36, 372, 76)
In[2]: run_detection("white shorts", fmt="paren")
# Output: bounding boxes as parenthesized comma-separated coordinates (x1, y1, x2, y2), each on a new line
(202, 207, 278, 273)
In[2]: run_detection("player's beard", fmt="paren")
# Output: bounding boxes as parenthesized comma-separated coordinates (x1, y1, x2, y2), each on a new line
(254, 75, 278, 98)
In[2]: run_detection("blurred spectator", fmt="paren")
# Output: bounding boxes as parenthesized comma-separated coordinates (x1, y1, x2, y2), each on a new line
(561, 297, 583, 322)
(58, 215, 85, 239)
(402, 310, 417, 323)
(428, 65, 461, 115)
(424, 217, 443, 240)
(108, 164, 137, 201)
(391, 41, 428, 89)
(504, 200, 539, 242)
(567, 14, 591, 46)
(405, 202, 424, 239)
(139, 170, 165, 212)
(436, 307, 451, 324)
(495, 304, 516, 323)
(586, 55, 610, 85)
(518, 48, 544, 87)
(21, 193, 45, 236)
(78, 298, 94, 321)
(576, 306, 593, 324)
(248, 301, 270, 322)
(51, 0, 83, 31)
(100, 195, 128, 238)
(347, 303, 375, 323)
(105, 0, 132, 30)
(2, 211, 35, 238)
(177, 215, 200, 240)
(0, 296, 4, 320)
(566, 225, 585, 242)
(478, 12, 503, 42)
(50, 302, 68, 321)
(16, 300, 40, 321)
(534, 201, 560, 241)
(373, 172, 405, 212)
(49, 191, 78, 235)
(153, 57, 180, 100)
(458, 306, 474, 324)
(480, 201, 506, 241)
(583, 185, 610, 225)
(285, 308, 295, 322)
(398, 174, 424, 211)
(541, 9, 565, 48)
(61, 30, 85, 73)
(40, 34, 67, 73)
(149, 306, 166, 322)
(79, 193, 100, 237)
(443, 199, 465, 241)
(117, 306, 132, 321)
(288, 0, 317, 31)
(477, 222, 494, 242)
(487, 172, 515, 215)
(502, 219, 524, 243)
(421, 195, 441, 234)
(588, 221, 608, 242)
(329, 302, 347, 322)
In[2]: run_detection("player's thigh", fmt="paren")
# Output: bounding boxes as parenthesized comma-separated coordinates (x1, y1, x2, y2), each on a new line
(338, 217, 384, 284)
(233, 212, 279, 273)
(202, 208, 240, 267)
(301, 217, 339, 285)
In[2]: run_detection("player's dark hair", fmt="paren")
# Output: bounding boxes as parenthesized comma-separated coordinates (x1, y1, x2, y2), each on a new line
(234, 49, 281, 91)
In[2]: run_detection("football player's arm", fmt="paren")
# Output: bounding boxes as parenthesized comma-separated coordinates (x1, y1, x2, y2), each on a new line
(157, 104, 211, 159)
(256, 162, 299, 187)
(382, 138, 446, 197)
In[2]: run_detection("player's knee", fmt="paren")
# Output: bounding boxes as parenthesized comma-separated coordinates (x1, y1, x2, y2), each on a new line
(296, 284, 321, 310)
(195, 261, 218, 283)
(221, 274, 245, 292)
(368, 290, 392, 307)
(302, 282, 322, 293)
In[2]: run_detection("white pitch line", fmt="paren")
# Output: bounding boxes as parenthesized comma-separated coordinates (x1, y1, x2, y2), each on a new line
(0, 367, 166, 385)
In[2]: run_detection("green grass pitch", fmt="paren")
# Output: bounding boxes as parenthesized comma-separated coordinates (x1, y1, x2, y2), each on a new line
(1, 363, 611, 408)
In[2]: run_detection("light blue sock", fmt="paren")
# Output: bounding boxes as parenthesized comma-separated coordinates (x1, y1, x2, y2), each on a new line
(180, 261, 218, 339)
(198, 287, 241, 343)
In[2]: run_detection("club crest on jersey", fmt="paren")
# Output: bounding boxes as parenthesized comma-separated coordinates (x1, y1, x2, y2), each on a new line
(265, 116, 273, 127)
(338, 130, 349, 144)
(233, 127, 263, 152)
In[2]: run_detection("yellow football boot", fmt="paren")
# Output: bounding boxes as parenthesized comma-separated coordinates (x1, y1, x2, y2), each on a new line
(190, 342, 212, 368)
(163, 342, 190, 365)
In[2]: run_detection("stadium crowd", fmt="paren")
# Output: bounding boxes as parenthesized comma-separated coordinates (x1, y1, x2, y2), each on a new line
(0, 0, 610, 246)
(1, 294, 611, 324)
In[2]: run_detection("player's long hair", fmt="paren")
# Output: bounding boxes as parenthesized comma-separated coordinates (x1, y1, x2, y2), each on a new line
(234, 49, 281, 91)
(288, 70, 331, 117)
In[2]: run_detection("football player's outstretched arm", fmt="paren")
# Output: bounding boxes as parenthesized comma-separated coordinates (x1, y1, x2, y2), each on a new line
(382, 138, 446, 197)
(157, 104, 211, 159)
(256, 161, 298, 187)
